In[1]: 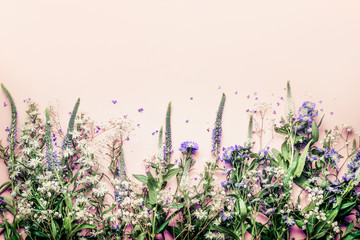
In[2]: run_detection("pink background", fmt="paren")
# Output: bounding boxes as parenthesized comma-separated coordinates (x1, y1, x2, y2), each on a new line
(1, 1, 360, 239)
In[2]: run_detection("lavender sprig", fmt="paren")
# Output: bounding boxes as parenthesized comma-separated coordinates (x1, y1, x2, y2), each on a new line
(61, 98, 80, 150)
(1, 84, 17, 155)
(45, 108, 60, 171)
(212, 93, 226, 155)
(164, 102, 172, 162)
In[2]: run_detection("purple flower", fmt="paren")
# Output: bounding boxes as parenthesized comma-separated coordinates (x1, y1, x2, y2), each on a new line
(222, 167, 233, 175)
(298, 101, 318, 123)
(190, 97, 193, 100)
(282, 215, 295, 226)
(343, 172, 355, 182)
(112, 100, 117, 104)
(3, 102, 7, 107)
(265, 207, 276, 215)
(324, 148, 341, 165)
(221, 211, 234, 221)
(138, 108, 144, 113)
(235, 180, 248, 189)
(185, 120, 189, 123)
(179, 141, 199, 155)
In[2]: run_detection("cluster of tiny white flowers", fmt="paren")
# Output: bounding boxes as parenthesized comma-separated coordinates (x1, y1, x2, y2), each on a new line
(305, 186, 324, 206)
(322, 126, 341, 147)
(157, 188, 172, 206)
(16, 198, 33, 218)
(342, 124, 353, 133)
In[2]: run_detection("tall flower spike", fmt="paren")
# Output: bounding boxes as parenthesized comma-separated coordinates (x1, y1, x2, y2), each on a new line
(164, 102, 172, 162)
(118, 145, 126, 181)
(62, 98, 80, 150)
(212, 93, 226, 154)
(246, 115, 253, 148)
(1, 84, 17, 152)
(286, 81, 295, 122)
(45, 108, 60, 171)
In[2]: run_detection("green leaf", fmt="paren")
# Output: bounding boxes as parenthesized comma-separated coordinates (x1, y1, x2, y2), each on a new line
(294, 140, 312, 177)
(295, 219, 304, 228)
(344, 222, 354, 236)
(311, 121, 319, 142)
(133, 174, 148, 184)
(147, 172, 158, 206)
(294, 174, 310, 189)
(274, 127, 288, 135)
(163, 168, 180, 182)
(51, 219, 57, 238)
(137, 232, 147, 240)
(210, 226, 240, 240)
(342, 230, 360, 240)
(172, 203, 185, 209)
(281, 141, 289, 162)
(239, 198, 247, 222)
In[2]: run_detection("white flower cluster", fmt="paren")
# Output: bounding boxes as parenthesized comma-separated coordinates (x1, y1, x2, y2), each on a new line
(342, 124, 353, 133)
(205, 231, 226, 239)
(322, 127, 341, 147)
(305, 186, 324, 206)
(157, 188, 172, 206)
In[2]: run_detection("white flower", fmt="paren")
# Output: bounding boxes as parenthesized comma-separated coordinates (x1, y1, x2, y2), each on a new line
(93, 182, 107, 197)
(71, 130, 81, 139)
(194, 209, 207, 220)
(22, 147, 31, 155)
(205, 231, 216, 239)
(86, 175, 99, 184)
(29, 157, 41, 168)
(63, 148, 74, 158)
(82, 157, 95, 167)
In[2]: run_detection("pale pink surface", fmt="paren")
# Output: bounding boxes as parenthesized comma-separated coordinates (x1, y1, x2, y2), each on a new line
(1, 1, 360, 239)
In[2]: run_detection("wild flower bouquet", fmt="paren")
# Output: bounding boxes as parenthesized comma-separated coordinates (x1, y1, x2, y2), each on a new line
(0, 81, 359, 240)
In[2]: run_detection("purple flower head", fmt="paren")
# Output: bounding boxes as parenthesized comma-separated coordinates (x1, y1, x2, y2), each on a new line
(324, 148, 341, 165)
(221, 180, 231, 189)
(222, 167, 233, 175)
(222, 146, 236, 164)
(298, 101, 318, 123)
(265, 207, 276, 215)
(221, 210, 234, 221)
(179, 141, 199, 155)
(138, 108, 144, 113)
(112, 100, 117, 104)
(343, 172, 355, 182)
(258, 149, 269, 160)
(3, 102, 7, 107)
(235, 180, 248, 189)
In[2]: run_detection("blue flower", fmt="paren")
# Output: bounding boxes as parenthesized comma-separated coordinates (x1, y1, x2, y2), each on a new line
(342, 172, 355, 182)
(324, 148, 341, 165)
(179, 141, 199, 155)
(265, 207, 276, 215)
(298, 101, 318, 122)
(222, 146, 236, 163)
(221, 210, 234, 221)
(282, 215, 295, 226)
(235, 180, 248, 189)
